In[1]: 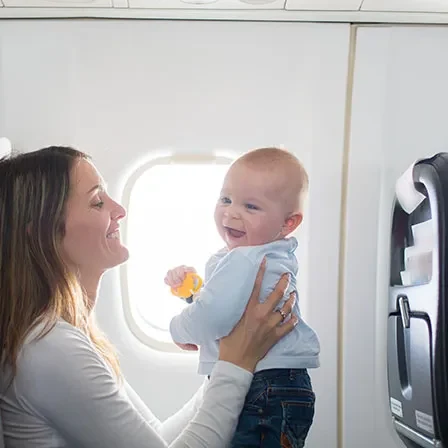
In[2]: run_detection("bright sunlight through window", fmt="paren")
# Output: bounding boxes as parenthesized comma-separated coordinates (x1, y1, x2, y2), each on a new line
(125, 160, 231, 345)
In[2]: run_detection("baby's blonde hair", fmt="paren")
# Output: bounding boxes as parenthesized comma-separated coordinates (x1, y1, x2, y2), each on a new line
(234, 147, 309, 214)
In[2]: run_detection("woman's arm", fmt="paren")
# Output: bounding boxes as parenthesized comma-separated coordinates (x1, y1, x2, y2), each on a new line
(119, 365, 250, 447)
(170, 362, 252, 447)
(124, 376, 205, 445)
(16, 322, 251, 448)
(158, 378, 205, 444)
(123, 381, 163, 434)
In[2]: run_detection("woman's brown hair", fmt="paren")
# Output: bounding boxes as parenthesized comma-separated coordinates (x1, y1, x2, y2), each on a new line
(0, 146, 121, 379)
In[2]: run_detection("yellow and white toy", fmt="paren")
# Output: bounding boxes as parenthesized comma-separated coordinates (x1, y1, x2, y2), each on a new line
(170, 272, 203, 304)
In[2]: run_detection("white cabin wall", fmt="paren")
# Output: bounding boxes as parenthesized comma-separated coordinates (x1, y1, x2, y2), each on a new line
(3, 16, 448, 448)
(344, 25, 448, 448)
(0, 20, 350, 448)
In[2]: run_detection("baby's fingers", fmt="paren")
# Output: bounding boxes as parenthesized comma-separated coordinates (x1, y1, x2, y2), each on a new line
(165, 271, 181, 287)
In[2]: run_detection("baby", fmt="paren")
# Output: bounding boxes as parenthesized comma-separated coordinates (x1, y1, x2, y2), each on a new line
(165, 147, 320, 447)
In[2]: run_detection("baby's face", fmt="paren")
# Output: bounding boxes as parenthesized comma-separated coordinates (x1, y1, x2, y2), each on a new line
(214, 163, 290, 250)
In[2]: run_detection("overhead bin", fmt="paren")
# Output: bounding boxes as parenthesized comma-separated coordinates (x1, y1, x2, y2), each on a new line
(361, 0, 448, 13)
(127, 0, 285, 9)
(2, 0, 448, 22)
(285, 0, 362, 10)
(2, 0, 111, 7)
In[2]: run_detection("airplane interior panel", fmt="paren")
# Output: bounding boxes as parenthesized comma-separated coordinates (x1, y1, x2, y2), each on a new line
(1, 13, 448, 448)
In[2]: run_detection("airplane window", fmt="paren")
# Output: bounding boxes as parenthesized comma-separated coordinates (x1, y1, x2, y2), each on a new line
(123, 158, 231, 348)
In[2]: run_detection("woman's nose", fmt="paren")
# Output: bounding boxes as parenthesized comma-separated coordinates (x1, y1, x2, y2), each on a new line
(112, 202, 127, 221)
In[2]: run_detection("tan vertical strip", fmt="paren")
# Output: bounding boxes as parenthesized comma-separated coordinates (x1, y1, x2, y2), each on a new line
(337, 23, 358, 448)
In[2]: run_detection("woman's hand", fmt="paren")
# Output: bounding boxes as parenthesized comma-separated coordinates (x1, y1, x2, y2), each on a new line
(218, 258, 298, 373)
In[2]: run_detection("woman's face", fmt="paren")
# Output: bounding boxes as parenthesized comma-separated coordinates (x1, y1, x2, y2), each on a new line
(61, 158, 129, 276)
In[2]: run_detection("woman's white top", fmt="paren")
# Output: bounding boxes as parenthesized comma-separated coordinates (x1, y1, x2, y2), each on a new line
(0, 320, 252, 447)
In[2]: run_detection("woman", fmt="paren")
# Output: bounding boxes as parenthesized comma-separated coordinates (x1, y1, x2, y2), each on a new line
(0, 146, 297, 447)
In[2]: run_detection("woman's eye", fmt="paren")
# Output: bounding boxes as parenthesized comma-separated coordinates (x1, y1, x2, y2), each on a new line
(93, 200, 104, 208)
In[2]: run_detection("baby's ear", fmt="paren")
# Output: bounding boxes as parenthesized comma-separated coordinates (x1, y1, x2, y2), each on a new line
(282, 213, 303, 235)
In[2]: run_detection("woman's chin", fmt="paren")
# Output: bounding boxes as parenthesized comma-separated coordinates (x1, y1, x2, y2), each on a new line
(116, 246, 130, 265)
(106, 245, 130, 269)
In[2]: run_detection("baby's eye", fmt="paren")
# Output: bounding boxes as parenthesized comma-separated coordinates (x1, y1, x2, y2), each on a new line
(220, 196, 231, 205)
(245, 203, 259, 211)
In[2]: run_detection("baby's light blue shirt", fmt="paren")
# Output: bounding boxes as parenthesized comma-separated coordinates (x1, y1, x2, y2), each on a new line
(169, 237, 320, 375)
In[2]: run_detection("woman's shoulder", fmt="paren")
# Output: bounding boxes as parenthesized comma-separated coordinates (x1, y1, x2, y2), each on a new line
(13, 319, 115, 405)
(18, 320, 98, 379)
(24, 319, 90, 352)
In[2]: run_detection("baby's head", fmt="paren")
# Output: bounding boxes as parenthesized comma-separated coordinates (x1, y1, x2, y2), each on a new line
(214, 147, 308, 250)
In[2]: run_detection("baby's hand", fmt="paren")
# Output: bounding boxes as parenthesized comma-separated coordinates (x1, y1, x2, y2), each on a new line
(164, 265, 197, 288)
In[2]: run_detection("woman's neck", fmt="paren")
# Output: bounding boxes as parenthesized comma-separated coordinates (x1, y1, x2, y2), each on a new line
(78, 270, 102, 309)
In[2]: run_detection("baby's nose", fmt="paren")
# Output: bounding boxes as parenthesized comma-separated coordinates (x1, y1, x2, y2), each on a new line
(225, 206, 241, 219)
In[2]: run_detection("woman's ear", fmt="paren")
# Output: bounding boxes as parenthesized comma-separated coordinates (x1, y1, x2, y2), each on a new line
(282, 213, 303, 236)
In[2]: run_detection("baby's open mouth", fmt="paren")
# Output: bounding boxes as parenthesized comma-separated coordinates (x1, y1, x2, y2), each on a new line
(224, 227, 246, 238)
